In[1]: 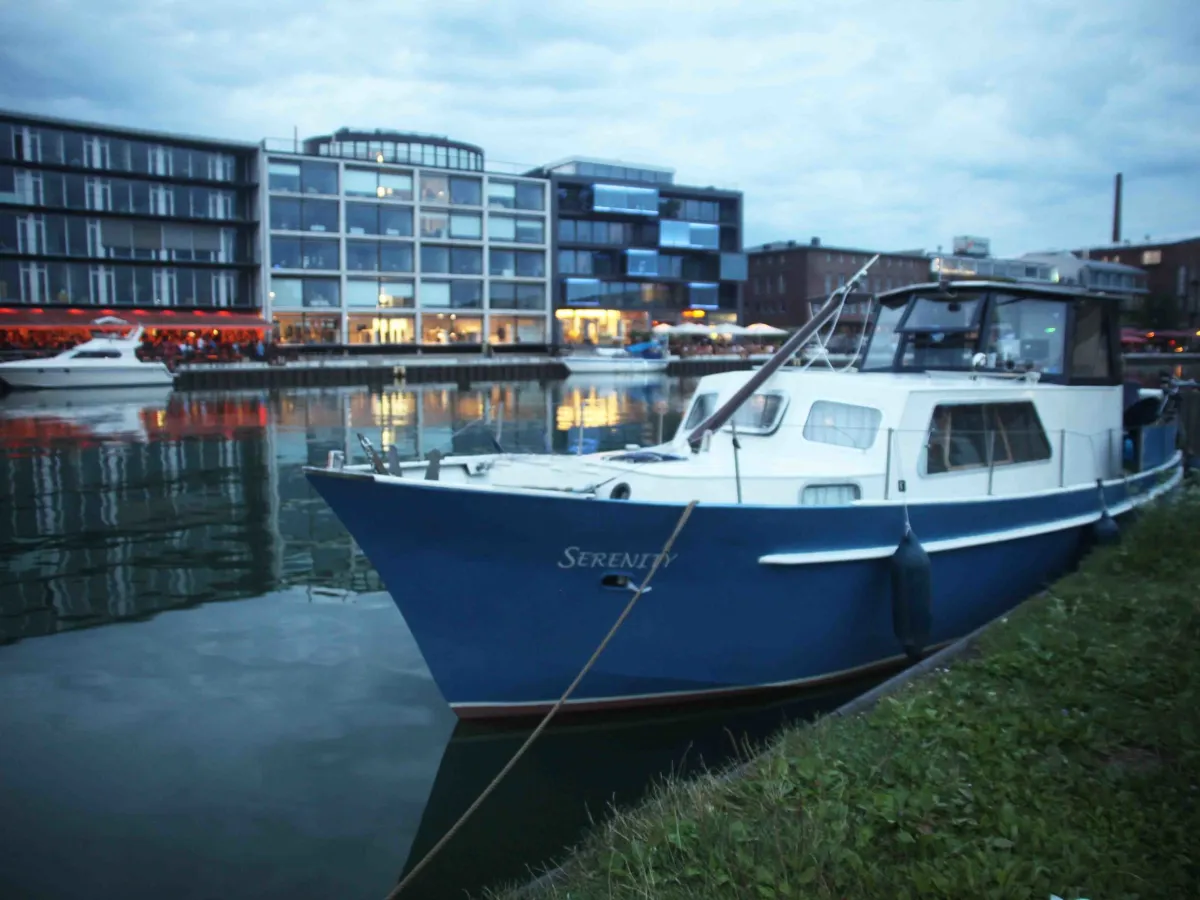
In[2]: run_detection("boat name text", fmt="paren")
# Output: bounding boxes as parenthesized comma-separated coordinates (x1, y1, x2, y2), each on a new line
(558, 547, 678, 570)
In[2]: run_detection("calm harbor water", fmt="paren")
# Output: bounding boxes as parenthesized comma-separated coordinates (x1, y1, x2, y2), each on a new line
(0, 375, 881, 900)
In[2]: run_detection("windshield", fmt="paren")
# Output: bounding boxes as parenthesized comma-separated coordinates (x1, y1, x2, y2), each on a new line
(982, 296, 1067, 375)
(860, 301, 906, 370)
(901, 294, 983, 331)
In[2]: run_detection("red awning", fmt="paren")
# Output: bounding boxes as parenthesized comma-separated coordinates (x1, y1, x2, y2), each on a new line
(0, 307, 270, 330)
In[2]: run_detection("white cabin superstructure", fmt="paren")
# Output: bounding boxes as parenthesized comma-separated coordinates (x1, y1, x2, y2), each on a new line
(334, 278, 1162, 512)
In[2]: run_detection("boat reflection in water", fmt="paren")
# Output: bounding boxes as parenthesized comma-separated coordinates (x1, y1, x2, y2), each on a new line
(0, 376, 689, 646)
(395, 676, 885, 899)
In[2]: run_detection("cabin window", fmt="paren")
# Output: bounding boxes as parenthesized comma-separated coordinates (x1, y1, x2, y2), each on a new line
(683, 392, 718, 430)
(802, 400, 882, 450)
(924, 402, 1051, 475)
(861, 301, 906, 369)
(730, 391, 787, 434)
(69, 350, 122, 359)
(1070, 299, 1112, 379)
(902, 295, 983, 331)
(801, 483, 861, 506)
(983, 297, 1066, 375)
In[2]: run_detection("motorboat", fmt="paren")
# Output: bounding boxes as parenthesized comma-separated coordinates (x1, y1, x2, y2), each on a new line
(305, 258, 1184, 720)
(0, 320, 174, 390)
(561, 344, 670, 375)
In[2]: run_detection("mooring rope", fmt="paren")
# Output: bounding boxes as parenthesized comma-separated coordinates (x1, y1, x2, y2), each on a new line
(383, 498, 700, 899)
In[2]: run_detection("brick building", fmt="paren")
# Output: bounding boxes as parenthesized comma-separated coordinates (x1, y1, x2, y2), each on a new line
(1074, 235, 1200, 327)
(745, 238, 928, 327)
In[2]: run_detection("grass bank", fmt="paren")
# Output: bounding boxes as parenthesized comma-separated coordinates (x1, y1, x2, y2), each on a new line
(491, 488, 1200, 900)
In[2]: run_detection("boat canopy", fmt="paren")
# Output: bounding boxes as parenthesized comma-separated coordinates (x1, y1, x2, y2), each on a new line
(860, 280, 1123, 387)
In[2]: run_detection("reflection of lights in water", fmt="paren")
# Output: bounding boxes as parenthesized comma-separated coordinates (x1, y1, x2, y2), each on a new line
(555, 389, 623, 430)
(370, 391, 414, 425)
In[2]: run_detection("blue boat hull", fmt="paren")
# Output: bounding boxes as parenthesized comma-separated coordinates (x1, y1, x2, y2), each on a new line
(306, 456, 1181, 718)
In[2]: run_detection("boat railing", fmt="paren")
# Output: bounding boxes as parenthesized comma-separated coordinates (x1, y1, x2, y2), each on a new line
(872, 425, 1138, 498)
(700, 420, 1144, 498)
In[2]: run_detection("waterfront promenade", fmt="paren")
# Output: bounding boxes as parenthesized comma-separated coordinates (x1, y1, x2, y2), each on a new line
(173, 352, 770, 389)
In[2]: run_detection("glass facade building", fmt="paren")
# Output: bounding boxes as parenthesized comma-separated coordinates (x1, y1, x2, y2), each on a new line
(0, 112, 260, 314)
(264, 129, 550, 347)
(530, 157, 746, 345)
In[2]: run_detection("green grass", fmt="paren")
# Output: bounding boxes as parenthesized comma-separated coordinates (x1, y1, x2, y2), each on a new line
(489, 487, 1200, 900)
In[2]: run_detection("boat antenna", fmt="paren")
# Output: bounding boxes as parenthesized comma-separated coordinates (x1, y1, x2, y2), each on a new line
(686, 254, 880, 451)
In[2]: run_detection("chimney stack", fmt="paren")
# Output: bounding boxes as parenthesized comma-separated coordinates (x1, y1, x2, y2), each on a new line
(1112, 173, 1122, 244)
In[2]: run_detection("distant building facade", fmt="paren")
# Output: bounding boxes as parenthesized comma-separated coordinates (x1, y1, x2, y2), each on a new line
(745, 238, 928, 327)
(0, 110, 746, 348)
(1073, 235, 1200, 326)
(263, 128, 551, 347)
(0, 110, 264, 335)
(528, 157, 746, 345)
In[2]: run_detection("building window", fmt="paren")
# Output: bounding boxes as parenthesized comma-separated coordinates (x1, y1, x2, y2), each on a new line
(421, 313, 483, 344)
(488, 179, 547, 210)
(489, 315, 546, 344)
(720, 252, 748, 281)
(452, 247, 482, 275)
(421, 174, 449, 205)
(1142, 249, 1162, 266)
(592, 184, 659, 215)
(286, 198, 337, 233)
(274, 313, 341, 345)
(271, 276, 339, 309)
(487, 180, 516, 208)
(449, 213, 482, 239)
(515, 182, 544, 211)
(688, 282, 719, 309)
(627, 249, 658, 276)
(924, 402, 1051, 475)
(659, 196, 719, 222)
(346, 278, 415, 308)
(490, 282, 545, 310)
(489, 214, 544, 244)
(344, 168, 413, 201)
(346, 202, 413, 237)
(515, 217, 544, 244)
(348, 313, 415, 344)
(270, 236, 337, 270)
(420, 211, 449, 239)
(449, 176, 482, 206)
(347, 240, 379, 272)
(419, 279, 483, 309)
(420, 246, 482, 276)
(565, 278, 603, 306)
(301, 161, 338, 195)
(484, 180, 542, 211)
(659, 220, 719, 249)
(489, 249, 544, 278)
(268, 161, 300, 192)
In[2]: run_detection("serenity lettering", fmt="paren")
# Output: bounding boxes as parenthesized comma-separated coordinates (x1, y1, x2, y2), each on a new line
(557, 547, 679, 570)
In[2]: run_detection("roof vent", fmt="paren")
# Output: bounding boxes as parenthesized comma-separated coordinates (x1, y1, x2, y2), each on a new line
(786, 240, 796, 247)
(811, 237, 821, 247)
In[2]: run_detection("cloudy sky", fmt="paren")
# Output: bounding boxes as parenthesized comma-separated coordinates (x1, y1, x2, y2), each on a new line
(1, 0, 1197, 256)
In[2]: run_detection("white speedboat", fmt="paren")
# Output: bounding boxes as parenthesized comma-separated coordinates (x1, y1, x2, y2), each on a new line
(0, 323, 174, 391)
(561, 347, 670, 375)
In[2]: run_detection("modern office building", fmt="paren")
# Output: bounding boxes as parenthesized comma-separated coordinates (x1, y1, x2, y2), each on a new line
(527, 157, 746, 345)
(0, 110, 264, 338)
(262, 128, 551, 347)
(745, 238, 929, 328)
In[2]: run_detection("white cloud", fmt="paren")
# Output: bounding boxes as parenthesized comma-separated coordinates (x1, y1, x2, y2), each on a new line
(0, 0, 1197, 255)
